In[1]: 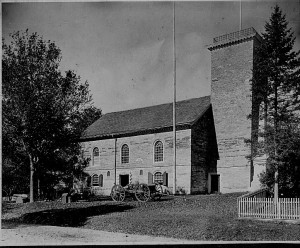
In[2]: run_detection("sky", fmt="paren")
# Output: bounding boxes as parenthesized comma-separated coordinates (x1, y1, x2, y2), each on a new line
(2, 1, 300, 114)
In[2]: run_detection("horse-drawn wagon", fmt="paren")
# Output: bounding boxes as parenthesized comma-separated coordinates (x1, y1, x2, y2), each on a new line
(110, 183, 166, 202)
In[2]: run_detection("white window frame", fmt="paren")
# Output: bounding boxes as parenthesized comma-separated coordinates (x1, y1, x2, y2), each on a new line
(121, 144, 129, 164)
(91, 174, 99, 186)
(154, 140, 164, 163)
(93, 147, 100, 166)
(154, 171, 163, 184)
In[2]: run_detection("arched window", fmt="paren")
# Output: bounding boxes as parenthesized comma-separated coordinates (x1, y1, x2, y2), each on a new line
(93, 147, 99, 166)
(154, 141, 163, 162)
(92, 174, 99, 186)
(107, 171, 110, 177)
(99, 174, 103, 187)
(121, 144, 129, 164)
(154, 172, 163, 184)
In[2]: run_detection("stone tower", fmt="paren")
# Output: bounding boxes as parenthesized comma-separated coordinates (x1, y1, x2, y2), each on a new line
(208, 27, 263, 193)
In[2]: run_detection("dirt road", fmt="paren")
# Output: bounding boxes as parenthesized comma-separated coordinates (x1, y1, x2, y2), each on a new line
(0, 225, 194, 245)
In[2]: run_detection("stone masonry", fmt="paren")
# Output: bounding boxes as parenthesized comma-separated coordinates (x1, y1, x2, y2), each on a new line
(191, 106, 218, 194)
(208, 28, 262, 193)
(82, 129, 193, 195)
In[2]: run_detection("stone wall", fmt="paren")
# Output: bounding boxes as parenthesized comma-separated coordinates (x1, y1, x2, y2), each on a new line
(209, 29, 262, 193)
(80, 129, 192, 195)
(191, 106, 218, 194)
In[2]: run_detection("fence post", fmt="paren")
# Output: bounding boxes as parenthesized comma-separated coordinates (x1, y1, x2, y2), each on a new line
(277, 198, 280, 219)
(296, 198, 298, 219)
(238, 195, 300, 220)
(237, 198, 240, 218)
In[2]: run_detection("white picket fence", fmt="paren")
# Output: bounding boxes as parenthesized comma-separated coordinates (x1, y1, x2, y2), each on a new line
(238, 198, 300, 220)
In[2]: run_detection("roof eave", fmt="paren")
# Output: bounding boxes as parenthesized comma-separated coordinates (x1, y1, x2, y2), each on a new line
(79, 122, 193, 142)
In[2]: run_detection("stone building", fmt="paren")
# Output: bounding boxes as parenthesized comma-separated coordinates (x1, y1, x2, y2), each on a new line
(80, 96, 219, 195)
(79, 27, 265, 194)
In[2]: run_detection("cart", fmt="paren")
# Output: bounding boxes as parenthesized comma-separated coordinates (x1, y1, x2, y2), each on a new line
(110, 183, 164, 202)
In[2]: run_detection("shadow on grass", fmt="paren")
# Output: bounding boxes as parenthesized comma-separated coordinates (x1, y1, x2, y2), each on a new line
(2, 203, 135, 229)
(153, 196, 174, 202)
(204, 215, 300, 241)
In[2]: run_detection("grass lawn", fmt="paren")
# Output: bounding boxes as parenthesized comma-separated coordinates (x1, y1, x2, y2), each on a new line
(2, 193, 300, 241)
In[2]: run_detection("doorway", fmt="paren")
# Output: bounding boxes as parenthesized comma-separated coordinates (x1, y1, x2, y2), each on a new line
(119, 174, 129, 187)
(210, 174, 220, 193)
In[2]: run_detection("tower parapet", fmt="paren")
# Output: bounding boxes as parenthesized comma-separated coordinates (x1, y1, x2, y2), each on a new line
(208, 27, 262, 51)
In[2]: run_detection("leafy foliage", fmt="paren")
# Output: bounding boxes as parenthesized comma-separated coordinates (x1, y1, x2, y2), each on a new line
(251, 5, 300, 196)
(2, 30, 102, 201)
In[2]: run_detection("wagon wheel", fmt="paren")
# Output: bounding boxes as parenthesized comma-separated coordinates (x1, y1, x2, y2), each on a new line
(134, 184, 151, 202)
(111, 185, 126, 202)
(151, 183, 163, 200)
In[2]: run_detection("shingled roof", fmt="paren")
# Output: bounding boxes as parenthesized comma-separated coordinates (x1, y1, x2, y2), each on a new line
(80, 96, 211, 141)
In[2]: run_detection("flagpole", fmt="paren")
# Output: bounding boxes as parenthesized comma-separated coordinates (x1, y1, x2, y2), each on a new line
(173, 1, 177, 195)
(239, 0, 242, 30)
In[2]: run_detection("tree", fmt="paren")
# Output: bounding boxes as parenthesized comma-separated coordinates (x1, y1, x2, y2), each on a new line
(2, 30, 102, 202)
(251, 5, 300, 197)
(2, 145, 30, 198)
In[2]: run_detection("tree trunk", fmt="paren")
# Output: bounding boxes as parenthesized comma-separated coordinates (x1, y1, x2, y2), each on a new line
(274, 170, 279, 199)
(274, 81, 279, 201)
(29, 153, 34, 203)
(38, 178, 40, 200)
(264, 99, 268, 153)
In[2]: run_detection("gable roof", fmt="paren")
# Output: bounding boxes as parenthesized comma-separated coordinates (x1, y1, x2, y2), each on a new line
(81, 96, 211, 141)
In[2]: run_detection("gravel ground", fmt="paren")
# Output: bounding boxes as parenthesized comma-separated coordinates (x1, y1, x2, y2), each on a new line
(0, 225, 193, 245)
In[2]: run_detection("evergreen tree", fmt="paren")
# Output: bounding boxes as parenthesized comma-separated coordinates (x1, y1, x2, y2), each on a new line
(2, 30, 102, 202)
(252, 5, 300, 197)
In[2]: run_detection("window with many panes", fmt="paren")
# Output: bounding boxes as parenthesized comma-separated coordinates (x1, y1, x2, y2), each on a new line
(154, 141, 163, 162)
(121, 144, 129, 164)
(92, 174, 99, 186)
(93, 147, 99, 166)
(154, 172, 163, 184)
